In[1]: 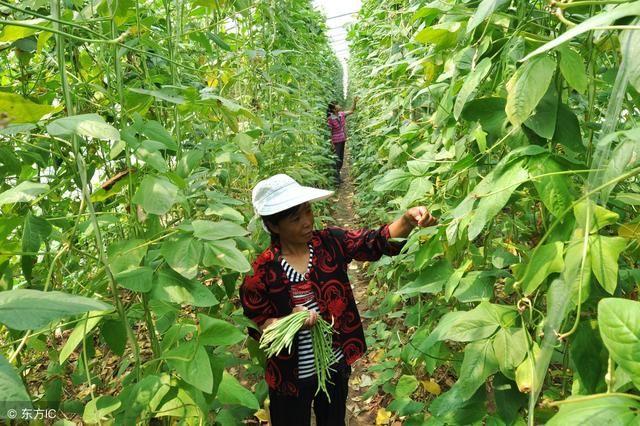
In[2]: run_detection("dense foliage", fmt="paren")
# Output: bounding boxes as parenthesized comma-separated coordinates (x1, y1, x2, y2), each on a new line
(0, 0, 341, 423)
(348, 0, 640, 424)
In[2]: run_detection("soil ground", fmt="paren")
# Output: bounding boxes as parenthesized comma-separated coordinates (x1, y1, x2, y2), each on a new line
(329, 148, 378, 426)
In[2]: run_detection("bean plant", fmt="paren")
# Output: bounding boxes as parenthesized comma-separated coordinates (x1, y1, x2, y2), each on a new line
(0, 0, 341, 424)
(348, 0, 640, 424)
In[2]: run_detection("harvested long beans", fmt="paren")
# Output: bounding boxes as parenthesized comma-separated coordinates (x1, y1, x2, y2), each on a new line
(259, 310, 337, 399)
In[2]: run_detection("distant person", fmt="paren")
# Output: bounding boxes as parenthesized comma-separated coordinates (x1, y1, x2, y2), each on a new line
(327, 97, 359, 183)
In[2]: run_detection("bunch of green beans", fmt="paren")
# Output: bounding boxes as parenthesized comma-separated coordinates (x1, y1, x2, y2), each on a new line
(311, 316, 337, 400)
(259, 310, 338, 399)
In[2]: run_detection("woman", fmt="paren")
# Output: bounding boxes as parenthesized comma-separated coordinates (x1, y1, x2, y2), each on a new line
(327, 97, 358, 183)
(240, 174, 437, 426)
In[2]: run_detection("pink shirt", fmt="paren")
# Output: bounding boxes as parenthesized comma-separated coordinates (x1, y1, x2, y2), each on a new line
(327, 111, 347, 144)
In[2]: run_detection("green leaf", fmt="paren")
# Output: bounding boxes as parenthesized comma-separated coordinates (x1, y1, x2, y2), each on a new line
(0, 353, 33, 414)
(373, 169, 412, 192)
(165, 341, 213, 393)
(598, 298, 640, 389)
(415, 22, 461, 49)
(492, 328, 527, 379)
(0, 18, 49, 42)
(523, 86, 558, 139)
(122, 374, 171, 423)
(493, 374, 527, 425)
(83, 395, 121, 424)
(521, 2, 640, 61)
(460, 97, 507, 137)
(574, 200, 619, 232)
(101, 319, 127, 356)
(132, 175, 179, 215)
(453, 58, 492, 120)
(161, 234, 202, 279)
(47, 113, 120, 142)
(559, 46, 588, 93)
(151, 268, 218, 307)
(622, 21, 640, 93)
(518, 242, 564, 294)
(107, 239, 147, 275)
(128, 88, 187, 105)
(395, 375, 419, 398)
(216, 371, 260, 409)
(429, 386, 486, 424)
(0, 289, 113, 330)
(115, 267, 153, 293)
(506, 55, 556, 127)
(192, 220, 248, 241)
(600, 131, 640, 201)
(467, 0, 508, 33)
(0, 181, 49, 206)
(553, 103, 584, 153)
(0, 92, 60, 123)
(547, 395, 640, 425)
(198, 314, 245, 346)
(468, 160, 529, 240)
(455, 339, 498, 399)
(202, 240, 250, 273)
(590, 236, 626, 294)
(21, 213, 51, 282)
(60, 312, 105, 363)
(396, 260, 452, 296)
(569, 320, 607, 394)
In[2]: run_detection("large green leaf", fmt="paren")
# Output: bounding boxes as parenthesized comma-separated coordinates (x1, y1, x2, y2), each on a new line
(216, 371, 260, 409)
(521, 2, 640, 61)
(517, 242, 564, 295)
(0, 354, 33, 414)
(453, 58, 492, 120)
(468, 160, 529, 240)
(622, 21, 640, 93)
(415, 22, 462, 49)
(590, 236, 626, 294)
(492, 328, 527, 379)
(165, 341, 213, 393)
(373, 169, 412, 192)
(395, 375, 419, 398)
(150, 268, 218, 307)
(122, 374, 170, 423)
(553, 103, 584, 153)
(523, 87, 558, 139)
(83, 395, 121, 424)
(0, 92, 60, 123)
(161, 234, 202, 279)
(598, 298, 640, 389)
(192, 220, 248, 241)
(559, 46, 588, 93)
(0, 181, 49, 206)
(547, 395, 640, 425)
(47, 113, 120, 142)
(530, 156, 573, 218)
(59, 312, 105, 363)
(569, 320, 607, 394)
(107, 239, 147, 274)
(460, 97, 507, 137)
(115, 267, 153, 293)
(132, 175, 179, 215)
(574, 200, 619, 232)
(198, 314, 245, 346)
(0, 18, 48, 42)
(21, 213, 51, 282)
(202, 240, 250, 273)
(455, 339, 498, 399)
(505, 55, 556, 128)
(0, 289, 113, 330)
(600, 131, 640, 201)
(467, 0, 508, 34)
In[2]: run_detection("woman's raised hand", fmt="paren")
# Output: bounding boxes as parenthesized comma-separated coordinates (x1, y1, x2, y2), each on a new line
(404, 206, 438, 228)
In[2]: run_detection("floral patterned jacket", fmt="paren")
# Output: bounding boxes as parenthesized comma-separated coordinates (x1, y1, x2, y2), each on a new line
(239, 225, 403, 396)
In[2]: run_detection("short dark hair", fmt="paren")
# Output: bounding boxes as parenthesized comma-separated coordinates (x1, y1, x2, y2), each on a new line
(261, 204, 304, 243)
(327, 101, 338, 116)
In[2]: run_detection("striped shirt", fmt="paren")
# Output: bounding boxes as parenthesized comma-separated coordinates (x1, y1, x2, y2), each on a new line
(327, 111, 347, 144)
(280, 245, 344, 379)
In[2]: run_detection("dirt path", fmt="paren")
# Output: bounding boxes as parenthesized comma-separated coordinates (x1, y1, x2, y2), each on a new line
(329, 147, 378, 426)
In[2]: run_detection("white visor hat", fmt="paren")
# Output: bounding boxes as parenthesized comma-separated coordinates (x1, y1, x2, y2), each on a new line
(252, 174, 334, 216)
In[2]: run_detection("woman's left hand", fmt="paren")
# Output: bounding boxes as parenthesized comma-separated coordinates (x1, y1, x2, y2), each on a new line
(404, 206, 438, 228)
